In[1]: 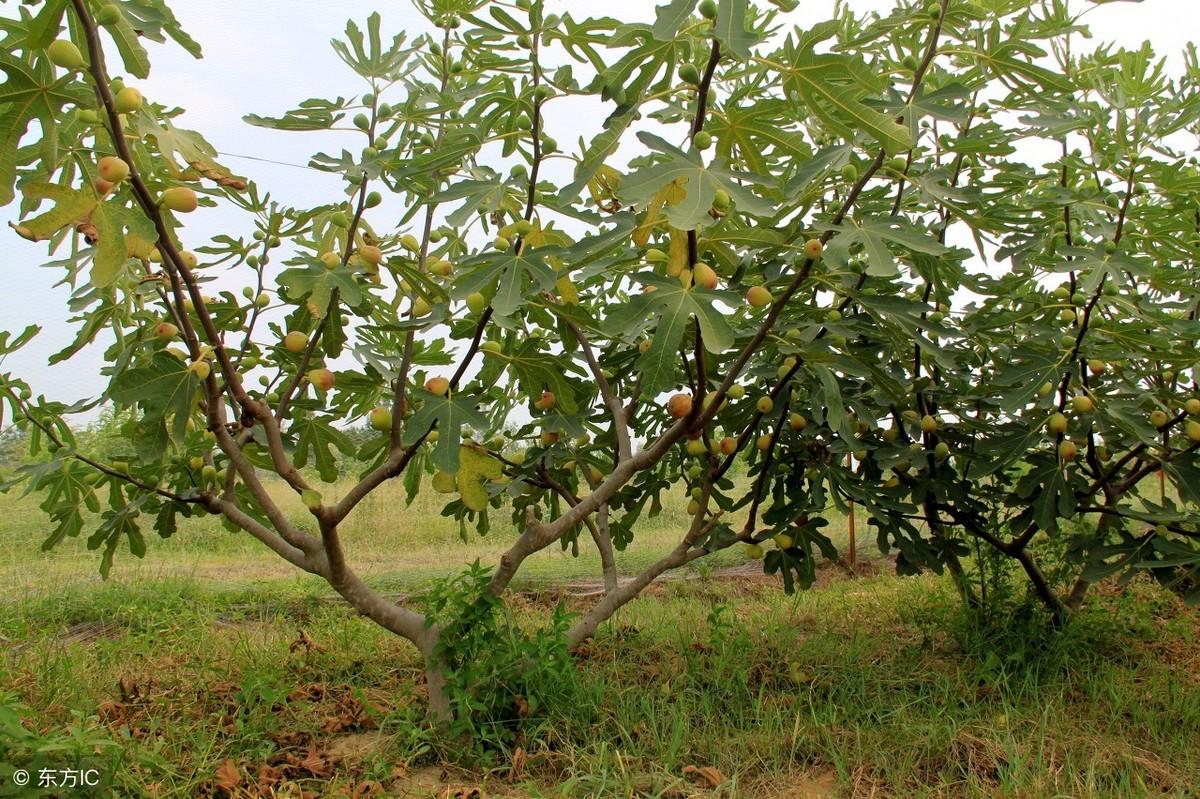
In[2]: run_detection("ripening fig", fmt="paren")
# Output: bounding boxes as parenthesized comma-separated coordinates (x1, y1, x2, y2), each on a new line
(308, 368, 335, 392)
(540, 431, 559, 447)
(790, 413, 807, 431)
(757, 396, 774, 414)
(178, 250, 198, 269)
(98, 156, 129, 184)
(113, 86, 143, 113)
(747, 285, 772, 308)
(155, 322, 179, 341)
(804, 238, 824, 260)
(359, 245, 383, 265)
(1149, 410, 1169, 428)
(686, 499, 701, 515)
(466, 292, 487, 314)
(161, 187, 198, 213)
(756, 434, 773, 452)
(89, 175, 113, 195)
(638, 339, 652, 354)
(686, 439, 707, 457)
(425, 376, 450, 397)
(320, 252, 341, 269)
(1058, 440, 1078, 461)
(431, 259, 454, 277)
(187, 359, 211, 380)
(1187, 420, 1200, 444)
(283, 331, 307, 353)
(534, 390, 557, 411)
(1047, 412, 1068, 435)
(693, 262, 718, 290)
(667, 393, 693, 419)
(920, 414, 938, 434)
(719, 436, 737, 455)
(48, 40, 85, 70)
(369, 407, 392, 431)
(1072, 395, 1094, 414)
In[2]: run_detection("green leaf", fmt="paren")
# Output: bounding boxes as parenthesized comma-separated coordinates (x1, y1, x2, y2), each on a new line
(610, 273, 735, 395)
(714, 0, 755, 59)
(0, 52, 92, 205)
(108, 353, 199, 456)
(619, 132, 773, 231)
(112, 0, 203, 58)
(291, 414, 357, 483)
(559, 106, 637, 202)
(651, 0, 697, 41)
(502, 335, 583, 416)
(452, 249, 557, 320)
(401, 390, 490, 474)
(779, 46, 911, 155)
(277, 258, 363, 313)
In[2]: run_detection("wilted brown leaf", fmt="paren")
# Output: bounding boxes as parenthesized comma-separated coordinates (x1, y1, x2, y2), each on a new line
(683, 764, 726, 789)
(214, 759, 242, 791)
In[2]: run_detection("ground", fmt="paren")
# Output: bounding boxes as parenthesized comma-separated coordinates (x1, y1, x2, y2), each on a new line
(1, 478, 1198, 797)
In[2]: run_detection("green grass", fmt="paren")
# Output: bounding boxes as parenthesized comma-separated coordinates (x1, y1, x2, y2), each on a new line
(1, 481, 1198, 798)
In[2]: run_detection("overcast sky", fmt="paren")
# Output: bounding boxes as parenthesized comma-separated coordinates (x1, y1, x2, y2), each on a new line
(0, 0, 1194, 420)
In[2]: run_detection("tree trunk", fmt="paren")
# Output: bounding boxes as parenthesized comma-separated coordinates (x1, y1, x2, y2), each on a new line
(424, 656, 452, 729)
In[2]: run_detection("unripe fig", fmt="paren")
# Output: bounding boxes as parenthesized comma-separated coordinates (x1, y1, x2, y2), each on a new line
(307, 368, 335, 392)
(425, 376, 450, 396)
(431, 259, 454, 277)
(646, 248, 668, 262)
(98, 156, 130, 184)
(934, 442, 950, 461)
(364, 191, 382, 208)
(301, 489, 323, 511)
(161, 187, 198, 213)
(369, 407, 392, 431)
(95, 5, 121, 25)
(481, 340, 503, 355)
(728, 384, 745, 400)
(667, 393, 693, 419)
(255, 292, 270, 308)
(1071, 395, 1094, 414)
(679, 63, 701, 85)
(699, 0, 719, 19)
(353, 113, 370, 130)
(283, 331, 307, 353)
(1047, 413, 1068, 435)
(113, 86, 143, 113)
(744, 543, 764, 559)
(48, 40, 85, 70)
(1187, 420, 1200, 444)
(773, 533, 793, 549)
(493, 236, 511, 251)
(1037, 381, 1055, 398)
(1149, 410, 1169, 428)
(711, 189, 731, 213)
(692, 130, 712, 150)
(466, 292, 487, 314)
(756, 396, 774, 414)
(920, 414, 938, 433)
(412, 297, 431, 316)
(400, 234, 421, 252)
(1186, 398, 1200, 416)
(686, 439, 707, 457)
(187, 360, 211, 380)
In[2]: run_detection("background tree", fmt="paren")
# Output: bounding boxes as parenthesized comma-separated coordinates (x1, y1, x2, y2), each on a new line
(2, 0, 1199, 726)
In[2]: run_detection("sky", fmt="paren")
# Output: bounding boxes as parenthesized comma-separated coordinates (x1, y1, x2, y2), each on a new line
(0, 0, 1195, 423)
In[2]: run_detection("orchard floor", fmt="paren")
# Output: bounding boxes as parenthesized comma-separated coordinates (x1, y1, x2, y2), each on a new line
(2, 480, 1199, 797)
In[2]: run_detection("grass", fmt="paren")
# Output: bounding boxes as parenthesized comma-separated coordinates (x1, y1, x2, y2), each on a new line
(1, 478, 1198, 797)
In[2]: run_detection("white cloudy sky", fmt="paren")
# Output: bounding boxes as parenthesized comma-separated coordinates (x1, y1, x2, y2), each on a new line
(0, 0, 1193, 417)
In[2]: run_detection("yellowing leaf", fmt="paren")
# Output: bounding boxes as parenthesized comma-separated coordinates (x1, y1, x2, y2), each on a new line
(667, 227, 689, 278)
(457, 444, 502, 512)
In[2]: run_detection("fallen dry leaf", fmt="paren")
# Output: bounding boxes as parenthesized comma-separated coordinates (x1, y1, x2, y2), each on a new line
(683, 764, 726, 789)
(214, 759, 242, 791)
